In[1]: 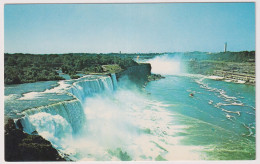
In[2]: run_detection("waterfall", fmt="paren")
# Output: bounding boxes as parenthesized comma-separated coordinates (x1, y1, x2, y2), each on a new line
(69, 76, 114, 103)
(17, 112, 73, 149)
(13, 75, 118, 157)
(16, 75, 117, 134)
(19, 99, 85, 134)
(111, 73, 118, 90)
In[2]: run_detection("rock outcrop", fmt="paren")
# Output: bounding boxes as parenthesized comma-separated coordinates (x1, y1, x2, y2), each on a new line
(5, 119, 65, 161)
(147, 74, 165, 82)
(116, 63, 151, 85)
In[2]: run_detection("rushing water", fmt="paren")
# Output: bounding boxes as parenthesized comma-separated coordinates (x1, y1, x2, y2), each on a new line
(4, 56, 255, 161)
(145, 75, 255, 160)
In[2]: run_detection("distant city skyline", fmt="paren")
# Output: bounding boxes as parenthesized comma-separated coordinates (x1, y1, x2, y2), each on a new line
(4, 3, 255, 54)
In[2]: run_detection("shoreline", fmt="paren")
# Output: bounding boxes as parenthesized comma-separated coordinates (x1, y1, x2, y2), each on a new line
(187, 60, 255, 86)
(206, 75, 255, 85)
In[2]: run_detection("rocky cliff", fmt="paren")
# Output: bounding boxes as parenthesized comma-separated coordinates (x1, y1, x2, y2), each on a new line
(116, 63, 151, 85)
(5, 119, 65, 161)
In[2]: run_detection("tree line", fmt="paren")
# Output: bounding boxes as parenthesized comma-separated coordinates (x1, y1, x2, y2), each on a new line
(4, 53, 138, 85)
(183, 51, 255, 62)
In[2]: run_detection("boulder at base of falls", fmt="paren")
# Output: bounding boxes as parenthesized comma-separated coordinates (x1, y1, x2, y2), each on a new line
(4, 119, 65, 161)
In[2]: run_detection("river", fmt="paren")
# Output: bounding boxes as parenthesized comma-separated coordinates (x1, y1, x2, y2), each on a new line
(4, 55, 255, 161)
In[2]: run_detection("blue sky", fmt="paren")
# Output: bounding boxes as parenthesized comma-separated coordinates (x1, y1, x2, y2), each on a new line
(4, 3, 255, 54)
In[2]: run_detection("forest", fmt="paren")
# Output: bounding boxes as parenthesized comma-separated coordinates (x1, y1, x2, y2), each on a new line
(4, 51, 255, 85)
(4, 53, 138, 85)
(182, 51, 255, 62)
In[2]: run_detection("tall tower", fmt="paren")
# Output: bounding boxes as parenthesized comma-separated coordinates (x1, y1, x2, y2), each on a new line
(224, 42, 227, 52)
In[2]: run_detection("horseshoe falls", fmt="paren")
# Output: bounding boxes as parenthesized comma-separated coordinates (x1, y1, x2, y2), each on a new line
(4, 59, 255, 161)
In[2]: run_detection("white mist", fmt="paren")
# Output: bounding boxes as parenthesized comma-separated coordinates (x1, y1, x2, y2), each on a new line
(147, 55, 184, 75)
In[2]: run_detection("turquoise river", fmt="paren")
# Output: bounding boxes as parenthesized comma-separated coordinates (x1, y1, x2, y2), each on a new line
(4, 55, 255, 161)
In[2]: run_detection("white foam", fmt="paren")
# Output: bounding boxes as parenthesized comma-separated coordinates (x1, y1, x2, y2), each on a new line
(4, 94, 18, 101)
(17, 75, 209, 161)
(219, 90, 237, 100)
(218, 102, 244, 106)
(194, 77, 239, 102)
(208, 100, 213, 104)
(19, 92, 42, 100)
(207, 75, 224, 80)
(24, 112, 73, 148)
(236, 80, 246, 84)
(67, 88, 206, 160)
(225, 79, 232, 82)
(44, 80, 70, 93)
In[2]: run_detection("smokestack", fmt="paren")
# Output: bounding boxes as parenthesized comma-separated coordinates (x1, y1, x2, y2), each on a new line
(224, 42, 227, 52)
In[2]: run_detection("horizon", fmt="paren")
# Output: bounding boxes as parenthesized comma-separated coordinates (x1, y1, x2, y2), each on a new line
(4, 50, 255, 55)
(4, 3, 255, 54)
